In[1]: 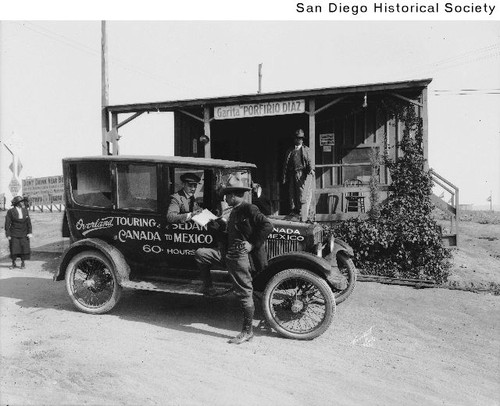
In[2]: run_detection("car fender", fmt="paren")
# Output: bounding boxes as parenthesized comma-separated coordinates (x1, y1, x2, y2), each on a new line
(54, 238, 131, 285)
(254, 251, 347, 292)
(333, 238, 354, 257)
(324, 238, 354, 269)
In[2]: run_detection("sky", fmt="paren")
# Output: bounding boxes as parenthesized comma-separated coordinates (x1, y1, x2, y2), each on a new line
(0, 15, 499, 208)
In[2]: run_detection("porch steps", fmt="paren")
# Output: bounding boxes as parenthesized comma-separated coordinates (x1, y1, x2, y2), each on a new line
(441, 234, 457, 247)
(430, 170, 459, 247)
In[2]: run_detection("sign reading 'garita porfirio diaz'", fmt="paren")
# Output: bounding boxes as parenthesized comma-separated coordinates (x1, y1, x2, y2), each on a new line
(214, 99, 305, 120)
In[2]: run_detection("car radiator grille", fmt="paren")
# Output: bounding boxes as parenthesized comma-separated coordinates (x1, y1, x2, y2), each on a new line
(265, 239, 304, 259)
(265, 227, 323, 259)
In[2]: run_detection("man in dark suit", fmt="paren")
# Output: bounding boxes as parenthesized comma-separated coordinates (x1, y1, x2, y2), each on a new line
(195, 179, 273, 344)
(4, 196, 33, 269)
(282, 128, 314, 222)
(166, 173, 202, 223)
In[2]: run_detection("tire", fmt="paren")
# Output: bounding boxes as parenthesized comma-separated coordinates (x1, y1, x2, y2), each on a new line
(65, 250, 122, 314)
(262, 268, 336, 340)
(334, 252, 357, 304)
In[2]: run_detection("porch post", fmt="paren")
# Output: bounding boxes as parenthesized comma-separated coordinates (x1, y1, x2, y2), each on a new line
(308, 99, 316, 167)
(308, 98, 316, 220)
(203, 106, 211, 158)
(111, 113, 119, 155)
(421, 87, 429, 170)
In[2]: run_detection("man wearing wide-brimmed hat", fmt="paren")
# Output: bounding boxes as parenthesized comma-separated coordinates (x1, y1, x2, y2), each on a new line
(4, 196, 33, 269)
(195, 177, 273, 344)
(282, 128, 314, 221)
(166, 172, 203, 223)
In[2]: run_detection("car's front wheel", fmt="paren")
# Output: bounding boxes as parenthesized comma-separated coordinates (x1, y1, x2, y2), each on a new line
(334, 252, 357, 304)
(65, 250, 122, 314)
(262, 268, 336, 340)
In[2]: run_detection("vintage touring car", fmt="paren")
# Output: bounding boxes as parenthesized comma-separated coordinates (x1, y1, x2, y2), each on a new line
(55, 156, 357, 340)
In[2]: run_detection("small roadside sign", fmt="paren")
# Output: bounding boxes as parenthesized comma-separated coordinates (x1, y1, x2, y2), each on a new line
(9, 177, 21, 194)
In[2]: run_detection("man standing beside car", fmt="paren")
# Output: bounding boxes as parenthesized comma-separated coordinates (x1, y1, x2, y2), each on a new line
(166, 173, 203, 223)
(195, 178, 273, 344)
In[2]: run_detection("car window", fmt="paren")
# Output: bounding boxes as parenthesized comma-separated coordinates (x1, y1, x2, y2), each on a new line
(117, 164, 158, 211)
(70, 162, 112, 208)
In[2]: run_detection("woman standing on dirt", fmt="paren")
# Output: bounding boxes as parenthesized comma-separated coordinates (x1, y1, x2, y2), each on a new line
(4, 196, 33, 269)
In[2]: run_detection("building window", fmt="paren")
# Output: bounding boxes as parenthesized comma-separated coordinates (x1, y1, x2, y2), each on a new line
(341, 147, 378, 184)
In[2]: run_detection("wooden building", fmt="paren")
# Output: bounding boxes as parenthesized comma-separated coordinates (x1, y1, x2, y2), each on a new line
(105, 79, 440, 223)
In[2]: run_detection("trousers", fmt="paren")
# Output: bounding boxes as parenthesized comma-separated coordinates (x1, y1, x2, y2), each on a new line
(288, 170, 313, 221)
(195, 245, 254, 308)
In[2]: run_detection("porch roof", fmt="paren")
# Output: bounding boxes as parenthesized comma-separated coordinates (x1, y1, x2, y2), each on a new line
(106, 78, 432, 114)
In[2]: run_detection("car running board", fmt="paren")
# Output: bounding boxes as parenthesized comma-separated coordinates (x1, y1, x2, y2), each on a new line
(121, 279, 232, 296)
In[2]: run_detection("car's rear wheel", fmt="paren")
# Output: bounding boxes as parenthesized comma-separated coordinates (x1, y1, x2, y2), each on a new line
(334, 252, 357, 304)
(65, 250, 122, 314)
(262, 268, 335, 340)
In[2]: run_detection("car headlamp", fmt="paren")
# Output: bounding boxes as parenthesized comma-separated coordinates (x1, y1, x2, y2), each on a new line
(329, 234, 335, 254)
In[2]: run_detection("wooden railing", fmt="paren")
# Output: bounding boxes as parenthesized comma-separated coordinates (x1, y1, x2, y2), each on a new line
(314, 185, 391, 221)
(430, 169, 459, 246)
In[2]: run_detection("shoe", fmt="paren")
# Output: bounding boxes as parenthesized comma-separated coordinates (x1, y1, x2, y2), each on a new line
(228, 331, 254, 344)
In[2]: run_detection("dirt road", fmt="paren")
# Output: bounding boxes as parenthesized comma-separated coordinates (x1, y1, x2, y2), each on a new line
(1, 256, 498, 406)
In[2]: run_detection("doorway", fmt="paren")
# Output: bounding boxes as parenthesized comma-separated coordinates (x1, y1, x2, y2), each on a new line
(211, 114, 308, 214)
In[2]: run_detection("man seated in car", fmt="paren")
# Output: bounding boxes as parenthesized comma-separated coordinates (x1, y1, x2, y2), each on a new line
(166, 173, 203, 223)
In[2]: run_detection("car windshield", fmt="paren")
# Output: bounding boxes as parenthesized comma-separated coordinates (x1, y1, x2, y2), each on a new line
(215, 168, 252, 194)
(213, 168, 252, 217)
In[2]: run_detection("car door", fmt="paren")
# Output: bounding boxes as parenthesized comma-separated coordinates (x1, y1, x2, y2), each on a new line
(162, 166, 218, 272)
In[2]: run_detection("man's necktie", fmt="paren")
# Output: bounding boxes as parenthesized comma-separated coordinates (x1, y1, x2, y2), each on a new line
(189, 196, 195, 212)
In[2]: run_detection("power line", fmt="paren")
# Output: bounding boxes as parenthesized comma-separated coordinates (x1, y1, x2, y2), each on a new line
(433, 88, 500, 96)
(14, 21, 196, 94)
(401, 42, 500, 78)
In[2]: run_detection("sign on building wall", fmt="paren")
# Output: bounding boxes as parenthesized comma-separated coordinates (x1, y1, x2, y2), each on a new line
(214, 99, 305, 120)
(319, 133, 335, 146)
(22, 176, 64, 206)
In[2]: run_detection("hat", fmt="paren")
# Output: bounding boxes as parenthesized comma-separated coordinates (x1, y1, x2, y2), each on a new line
(294, 129, 305, 138)
(11, 196, 26, 206)
(180, 173, 201, 184)
(222, 176, 251, 194)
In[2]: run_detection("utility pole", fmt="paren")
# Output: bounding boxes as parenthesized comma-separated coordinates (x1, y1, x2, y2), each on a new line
(0, 21, 4, 202)
(101, 21, 110, 155)
(258, 63, 263, 94)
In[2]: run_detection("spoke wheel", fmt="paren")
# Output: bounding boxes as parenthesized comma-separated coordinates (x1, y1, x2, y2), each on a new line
(334, 252, 357, 304)
(263, 268, 335, 340)
(65, 251, 122, 314)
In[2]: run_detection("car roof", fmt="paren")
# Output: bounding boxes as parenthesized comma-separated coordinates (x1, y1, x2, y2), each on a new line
(63, 155, 257, 169)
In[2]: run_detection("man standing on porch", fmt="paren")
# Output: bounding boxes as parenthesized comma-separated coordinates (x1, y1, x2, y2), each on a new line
(282, 129, 314, 222)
